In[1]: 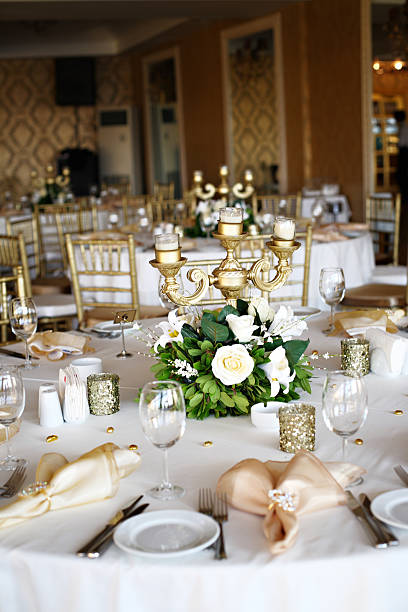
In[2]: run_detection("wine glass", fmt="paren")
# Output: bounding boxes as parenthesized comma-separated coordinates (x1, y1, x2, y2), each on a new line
(319, 267, 345, 334)
(199, 212, 217, 241)
(9, 297, 38, 369)
(0, 366, 26, 470)
(139, 380, 186, 500)
(158, 274, 184, 311)
(322, 370, 367, 485)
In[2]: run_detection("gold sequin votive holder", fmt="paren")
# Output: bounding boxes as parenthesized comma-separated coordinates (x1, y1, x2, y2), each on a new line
(341, 338, 370, 376)
(87, 373, 120, 416)
(279, 403, 315, 453)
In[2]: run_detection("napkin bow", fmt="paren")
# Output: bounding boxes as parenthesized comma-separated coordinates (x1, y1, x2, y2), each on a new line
(29, 331, 93, 361)
(216, 450, 365, 555)
(0, 443, 141, 529)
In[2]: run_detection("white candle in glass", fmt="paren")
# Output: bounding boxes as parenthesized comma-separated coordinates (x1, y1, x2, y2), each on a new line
(244, 169, 253, 182)
(194, 170, 203, 181)
(273, 217, 295, 240)
(155, 233, 179, 251)
(220, 165, 228, 175)
(219, 207, 243, 223)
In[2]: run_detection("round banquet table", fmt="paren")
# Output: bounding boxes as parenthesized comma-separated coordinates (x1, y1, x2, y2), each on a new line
(0, 315, 407, 612)
(136, 233, 375, 310)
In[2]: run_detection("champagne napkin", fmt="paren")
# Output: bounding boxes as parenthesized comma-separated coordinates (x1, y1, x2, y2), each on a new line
(217, 450, 365, 555)
(329, 310, 398, 337)
(312, 225, 348, 242)
(0, 443, 141, 529)
(29, 331, 93, 361)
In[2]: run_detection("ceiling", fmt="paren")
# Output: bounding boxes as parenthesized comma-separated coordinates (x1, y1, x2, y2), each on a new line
(0, 0, 304, 58)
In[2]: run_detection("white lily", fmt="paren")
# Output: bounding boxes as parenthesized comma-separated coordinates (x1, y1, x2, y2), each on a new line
(248, 297, 275, 323)
(154, 309, 195, 351)
(259, 345, 296, 397)
(267, 305, 307, 340)
(226, 314, 258, 343)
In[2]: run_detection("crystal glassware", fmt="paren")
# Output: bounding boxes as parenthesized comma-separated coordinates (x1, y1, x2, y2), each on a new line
(9, 297, 38, 369)
(322, 370, 368, 485)
(319, 267, 345, 334)
(139, 380, 186, 500)
(0, 366, 26, 470)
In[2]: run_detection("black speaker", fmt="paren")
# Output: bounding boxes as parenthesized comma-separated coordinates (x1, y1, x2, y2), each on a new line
(57, 148, 99, 196)
(55, 58, 96, 106)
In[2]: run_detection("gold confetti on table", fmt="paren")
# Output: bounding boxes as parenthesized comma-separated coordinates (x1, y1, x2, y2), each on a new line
(354, 438, 363, 445)
(203, 440, 213, 447)
(106, 426, 114, 434)
(394, 410, 404, 416)
(46, 434, 58, 443)
(128, 444, 138, 451)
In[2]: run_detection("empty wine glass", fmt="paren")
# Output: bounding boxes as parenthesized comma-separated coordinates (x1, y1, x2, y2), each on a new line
(139, 380, 186, 500)
(0, 366, 26, 470)
(158, 274, 184, 311)
(199, 212, 217, 241)
(322, 370, 367, 485)
(9, 297, 38, 369)
(319, 267, 345, 334)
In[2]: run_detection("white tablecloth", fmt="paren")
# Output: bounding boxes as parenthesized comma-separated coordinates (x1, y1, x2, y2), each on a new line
(301, 195, 351, 224)
(0, 316, 408, 612)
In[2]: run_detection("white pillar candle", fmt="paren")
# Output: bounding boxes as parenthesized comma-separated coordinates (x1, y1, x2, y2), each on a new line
(194, 170, 203, 181)
(219, 207, 243, 223)
(244, 169, 253, 182)
(273, 216, 295, 240)
(155, 233, 179, 251)
(220, 165, 228, 176)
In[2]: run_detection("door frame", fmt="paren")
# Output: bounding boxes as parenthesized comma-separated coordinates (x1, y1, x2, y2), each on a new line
(142, 46, 187, 195)
(220, 14, 287, 192)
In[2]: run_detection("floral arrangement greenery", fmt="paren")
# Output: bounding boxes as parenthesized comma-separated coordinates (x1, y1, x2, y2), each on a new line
(144, 298, 312, 420)
(185, 199, 255, 238)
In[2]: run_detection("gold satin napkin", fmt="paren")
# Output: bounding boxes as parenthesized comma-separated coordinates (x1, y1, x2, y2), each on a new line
(0, 443, 141, 529)
(329, 310, 398, 337)
(217, 450, 365, 555)
(29, 331, 93, 361)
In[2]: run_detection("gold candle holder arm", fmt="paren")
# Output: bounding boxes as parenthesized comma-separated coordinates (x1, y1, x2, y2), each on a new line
(249, 241, 300, 293)
(150, 259, 212, 306)
(194, 183, 216, 201)
(231, 182, 254, 200)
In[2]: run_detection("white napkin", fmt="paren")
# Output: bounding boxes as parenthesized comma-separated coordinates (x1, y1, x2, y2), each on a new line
(60, 366, 89, 423)
(29, 331, 92, 361)
(366, 328, 408, 376)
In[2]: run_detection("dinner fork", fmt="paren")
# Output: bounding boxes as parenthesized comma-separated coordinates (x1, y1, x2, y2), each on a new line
(394, 464, 408, 487)
(0, 462, 26, 498)
(213, 492, 228, 560)
(198, 488, 213, 517)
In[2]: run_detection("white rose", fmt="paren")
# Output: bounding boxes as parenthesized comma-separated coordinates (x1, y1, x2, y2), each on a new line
(248, 297, 275, 323)
(226, 314, 258, 343)
(259, 345, 295, 397)
(212, 344, 254, 386)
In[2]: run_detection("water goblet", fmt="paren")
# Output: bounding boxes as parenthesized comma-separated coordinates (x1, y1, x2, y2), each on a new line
(322, 370, 368, 485)
(139, 380, 186, 500)
(319, 267, 345, 334)
(0, 366, 26, 470)
(9, 297, 38, 369)
(158, 274, 184, 311)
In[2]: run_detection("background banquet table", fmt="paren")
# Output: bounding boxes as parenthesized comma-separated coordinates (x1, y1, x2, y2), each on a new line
(301, 194, 351, 224)
(0, 314, 407, 612)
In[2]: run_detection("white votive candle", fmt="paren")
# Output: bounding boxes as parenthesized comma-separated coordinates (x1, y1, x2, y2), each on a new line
(194, 170, 203, 181)
(219, 207, 243, 223)
(220, 165, 228, 176)
(155, 233, 179, 251)
(244, 169, 253, 182)
(273, 216, 295, 240)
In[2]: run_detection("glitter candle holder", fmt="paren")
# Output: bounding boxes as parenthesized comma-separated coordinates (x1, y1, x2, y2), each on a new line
(87, 373, 120, 416)
(279, 403, 315, 453)
(341, 338, 370, 376)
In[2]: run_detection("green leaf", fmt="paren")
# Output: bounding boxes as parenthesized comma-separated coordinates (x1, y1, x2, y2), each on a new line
(236, 299, 249, 315)
(200, 339, 213, 351)
(220, 391, 235, 407)
(282, 339, 310, 368)
(184, 386, 196, 399)
(181, 324, 199, 340)
(196, 374, 213, 384)
(247, 374, 255, 385)
(233, 394, 249, 412)
(188, 348, 202, 356)
(201, 318, 229, 343)
(217, 305, 239, 322)
(189, 392, 203, 408)
(151, 362, 166, 374)
(202, 311, 216, 322)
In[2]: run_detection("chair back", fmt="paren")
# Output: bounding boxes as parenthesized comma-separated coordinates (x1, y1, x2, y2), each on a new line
(0, 234, 32, 296)
(6, 215, 39, 280)
(0, 266, 25, 344)
(252, 193, 302, 219)
(66, 234, 140, 327)
(153, 181, 175, 201)
(151, 197, 195, 225)
(122, 196, 152, 226)
(366, 194, 401, 266)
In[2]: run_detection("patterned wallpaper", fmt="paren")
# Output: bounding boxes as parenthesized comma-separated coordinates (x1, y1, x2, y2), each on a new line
(229, 53, 279, 189)
(0, 54, 133, 197)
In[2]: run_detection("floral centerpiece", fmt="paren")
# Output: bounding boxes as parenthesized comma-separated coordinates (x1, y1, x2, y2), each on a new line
(186, 199, 255, 238)
(142, 298, 312, 420)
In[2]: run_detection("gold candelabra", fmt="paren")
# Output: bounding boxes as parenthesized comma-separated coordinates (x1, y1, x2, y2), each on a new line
(31, 165, 71, 192)
(193, 165, 254, 202)
(150, 207, 299, 307)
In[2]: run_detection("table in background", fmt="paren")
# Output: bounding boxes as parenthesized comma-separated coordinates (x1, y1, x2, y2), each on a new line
(301, 194, 351, 224)
(0, 315, 407, 612)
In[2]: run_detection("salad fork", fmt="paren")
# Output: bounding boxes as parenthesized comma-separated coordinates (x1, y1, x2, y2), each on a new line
(0, 462, 26, 498)
(213, 492, 228, 560)
(198, 488, 213, 517)
(394, 465, 408, 487)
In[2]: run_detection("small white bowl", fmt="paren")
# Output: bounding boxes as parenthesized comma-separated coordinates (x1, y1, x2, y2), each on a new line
(250, 401, 287, 431)
(71, 357, 103, 381)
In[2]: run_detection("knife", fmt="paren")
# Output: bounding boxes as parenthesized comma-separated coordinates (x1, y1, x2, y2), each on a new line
(345, 491, 388, 549)
(83, 503, 150, 559)
(359, 493, 399, 547)
(76, 495, 144, 557)
(0, 348, 39, 360)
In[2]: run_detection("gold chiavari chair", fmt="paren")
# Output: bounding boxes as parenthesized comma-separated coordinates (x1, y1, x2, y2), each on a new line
(153, 181, 175, 201)
(366, 193, 401, 266)
(252, 193, 302, 219)
(0, 233, 32, 296)
(151, 197, 195, 225)
(0, 266, 25, 344)
(122, 196, 153, 226)
(66, 234, 167, 328)
(101, 181, 131, 196)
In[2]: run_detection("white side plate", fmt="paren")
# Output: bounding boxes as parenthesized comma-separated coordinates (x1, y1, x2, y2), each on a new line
(113, 510, 220, 558)
(371, 489, 408, 529)
(293, 306, 321, 318)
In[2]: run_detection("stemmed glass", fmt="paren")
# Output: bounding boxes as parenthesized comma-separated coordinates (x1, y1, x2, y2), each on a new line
(0, 366, 26, 470)
(319, 267, 345, 334)
(158, 274, 184, 311)
(322, 370, 367, 485)
(9, 297, 38, 369)
(139, 380, 186, 500)
(199, 213, 217, 241)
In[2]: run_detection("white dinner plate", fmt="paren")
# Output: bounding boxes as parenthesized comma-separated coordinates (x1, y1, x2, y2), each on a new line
(293, 306, 321, 318)
(371, 489, 408, 529)
(113, 510, 220, 558)
(341, 230, 364, 239)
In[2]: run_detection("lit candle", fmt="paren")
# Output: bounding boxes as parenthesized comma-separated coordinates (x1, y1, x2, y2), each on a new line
(155, 233, 179, 251)
(194, 170, 203, 181)
(244, 169, 253, 182)
(219, 207, 243, 224)
(220, 165, 228, 176)
(273, 216, 295, 241)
